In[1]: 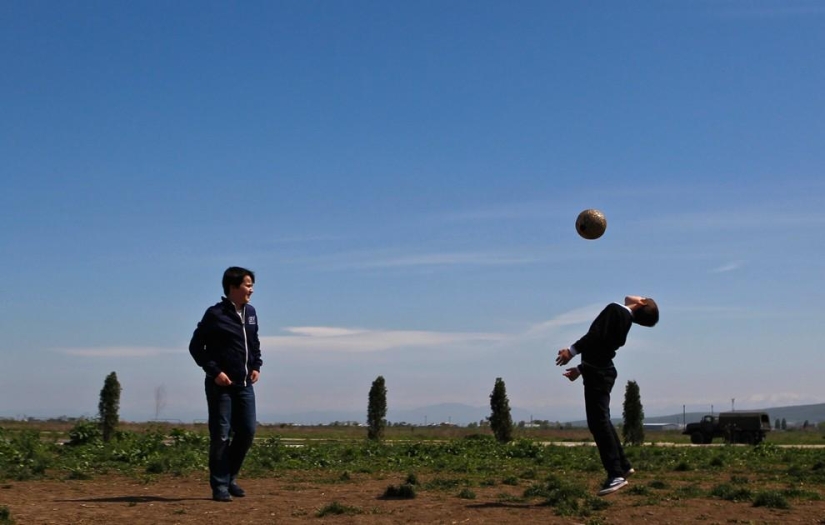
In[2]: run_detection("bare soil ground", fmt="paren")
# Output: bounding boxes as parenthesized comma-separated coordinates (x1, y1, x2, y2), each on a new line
(2, 472, 824, 525)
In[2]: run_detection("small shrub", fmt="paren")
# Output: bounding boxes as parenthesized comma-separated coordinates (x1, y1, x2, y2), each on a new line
(673, 460, 691, 472)
(458, 488, 476, 499)
(648, 480, 668, 490)
(753, 490, 790, 509)
(316, 501, 362, 517)
(382, 484, 416, 499)
(404, 472, 418, 485)
(0, 505, 14, 525)
(502, 476, 519, 486)
(339, 471, 351, 482)
(710, 483, 752, 502)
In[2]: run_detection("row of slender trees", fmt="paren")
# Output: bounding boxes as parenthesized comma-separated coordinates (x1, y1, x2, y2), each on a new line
(367, 375, 647, 445)
(94, 371, 646, 446)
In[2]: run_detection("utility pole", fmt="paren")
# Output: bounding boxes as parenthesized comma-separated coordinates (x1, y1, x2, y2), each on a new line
(731, 398, 735, 412)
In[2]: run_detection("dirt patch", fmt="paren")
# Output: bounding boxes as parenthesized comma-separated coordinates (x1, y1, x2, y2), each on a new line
(2, 472, 824, 524)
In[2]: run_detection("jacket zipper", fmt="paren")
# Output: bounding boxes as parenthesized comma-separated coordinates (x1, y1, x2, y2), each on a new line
(239, 306, 249, 387)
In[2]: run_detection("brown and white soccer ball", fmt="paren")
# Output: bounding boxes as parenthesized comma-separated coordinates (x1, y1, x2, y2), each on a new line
(575, 209, 607, 240)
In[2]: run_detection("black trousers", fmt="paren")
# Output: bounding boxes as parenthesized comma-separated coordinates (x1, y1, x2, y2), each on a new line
(581, 365, 631, 479)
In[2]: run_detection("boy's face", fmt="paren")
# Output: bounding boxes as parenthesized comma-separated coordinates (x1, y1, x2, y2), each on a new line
(624, 296, 647, 309)
(229, 275, 254, 306)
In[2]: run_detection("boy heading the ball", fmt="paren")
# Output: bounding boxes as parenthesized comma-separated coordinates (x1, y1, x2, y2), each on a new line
(555, 295, 659, 496)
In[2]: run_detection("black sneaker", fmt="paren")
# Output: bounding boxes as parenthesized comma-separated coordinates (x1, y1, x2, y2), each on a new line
(597, 477, 628, 496)
(228, 483, 246, 497)
(212, 490, 232, 502)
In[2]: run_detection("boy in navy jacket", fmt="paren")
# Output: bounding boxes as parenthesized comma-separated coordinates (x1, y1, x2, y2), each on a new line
(190, 266, 262, 502)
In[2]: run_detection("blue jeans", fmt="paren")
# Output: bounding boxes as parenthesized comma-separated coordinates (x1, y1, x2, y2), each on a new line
(205, 378, 257, 492)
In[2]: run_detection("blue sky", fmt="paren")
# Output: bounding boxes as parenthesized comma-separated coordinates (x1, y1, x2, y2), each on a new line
(2, 1, 823, 424)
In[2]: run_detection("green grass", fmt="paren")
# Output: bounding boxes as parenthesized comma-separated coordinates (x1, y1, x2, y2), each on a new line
(1, 422, 825, 520)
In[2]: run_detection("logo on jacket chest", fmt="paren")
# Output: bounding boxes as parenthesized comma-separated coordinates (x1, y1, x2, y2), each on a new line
(247, 316, 256, 326)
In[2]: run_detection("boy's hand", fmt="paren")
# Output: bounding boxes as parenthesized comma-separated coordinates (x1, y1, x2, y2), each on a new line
(214, 372, 232, 386)
(555, 348, 572, 366)
(563, 367, 581, 382)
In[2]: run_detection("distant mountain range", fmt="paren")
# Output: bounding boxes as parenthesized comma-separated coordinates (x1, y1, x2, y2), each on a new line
(260, 402, 825, 427)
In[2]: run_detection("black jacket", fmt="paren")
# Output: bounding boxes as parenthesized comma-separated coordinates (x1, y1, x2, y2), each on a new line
(573, 303, 633, 369)
(189, 298, 262, 386)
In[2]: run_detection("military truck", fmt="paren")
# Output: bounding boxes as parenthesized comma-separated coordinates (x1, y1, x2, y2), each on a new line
(683, 411, 771, 445)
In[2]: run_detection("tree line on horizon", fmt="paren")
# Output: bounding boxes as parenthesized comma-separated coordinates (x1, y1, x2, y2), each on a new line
(366, 374, 647, 445)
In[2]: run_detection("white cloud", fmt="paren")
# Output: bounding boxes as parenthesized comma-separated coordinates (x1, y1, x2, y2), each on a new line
(646, 210, 825, 232)
(743, 392, 811, 406)
(522, 304, 602, 339)
(263, 326, 506, 353)
(709, 261, 743, 273)
(264, 303, 600, 355)
(56, 346, 176, 358)
(318, 250, 539, 270)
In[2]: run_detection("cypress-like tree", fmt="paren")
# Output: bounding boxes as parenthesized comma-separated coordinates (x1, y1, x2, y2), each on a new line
(367, 376, 387, 441)
(489, 377, 513, 443)
(622, 380, 645, 445)
(98, 371, 121, 443)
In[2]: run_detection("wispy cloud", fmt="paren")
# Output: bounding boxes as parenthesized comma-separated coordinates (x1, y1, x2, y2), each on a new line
(56, 346, 176, 358)
(265, 303, 600, 354)
(713, 5, 825, 19)
(709, 261, 744, 274)
(743, 392, 811, 405)
(645, 210, 825, 232)
(263, 326, 506, 353)
(435, 201, 561, 222)
(522, 304, 602, 339)
(56, 304, 599, 360)
(308, 249, 540, 271)
(267, 234, 349, 244)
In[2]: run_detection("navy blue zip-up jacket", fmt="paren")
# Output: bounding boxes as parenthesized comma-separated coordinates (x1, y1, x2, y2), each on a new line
(189, 297, 262, 386)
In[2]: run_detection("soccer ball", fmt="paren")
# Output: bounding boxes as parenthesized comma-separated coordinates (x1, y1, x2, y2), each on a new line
(576, 209, 607, 240)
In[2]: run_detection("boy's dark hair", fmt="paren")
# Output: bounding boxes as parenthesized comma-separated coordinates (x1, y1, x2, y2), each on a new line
(222, 266, 255, 296)
(633, 298, 659, 327)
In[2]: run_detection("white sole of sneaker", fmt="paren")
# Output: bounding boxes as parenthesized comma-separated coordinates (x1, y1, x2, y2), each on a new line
(597, 479, 628, 496)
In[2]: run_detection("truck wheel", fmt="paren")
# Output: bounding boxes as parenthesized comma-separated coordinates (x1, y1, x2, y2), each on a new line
(690, 432, 705, 444)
